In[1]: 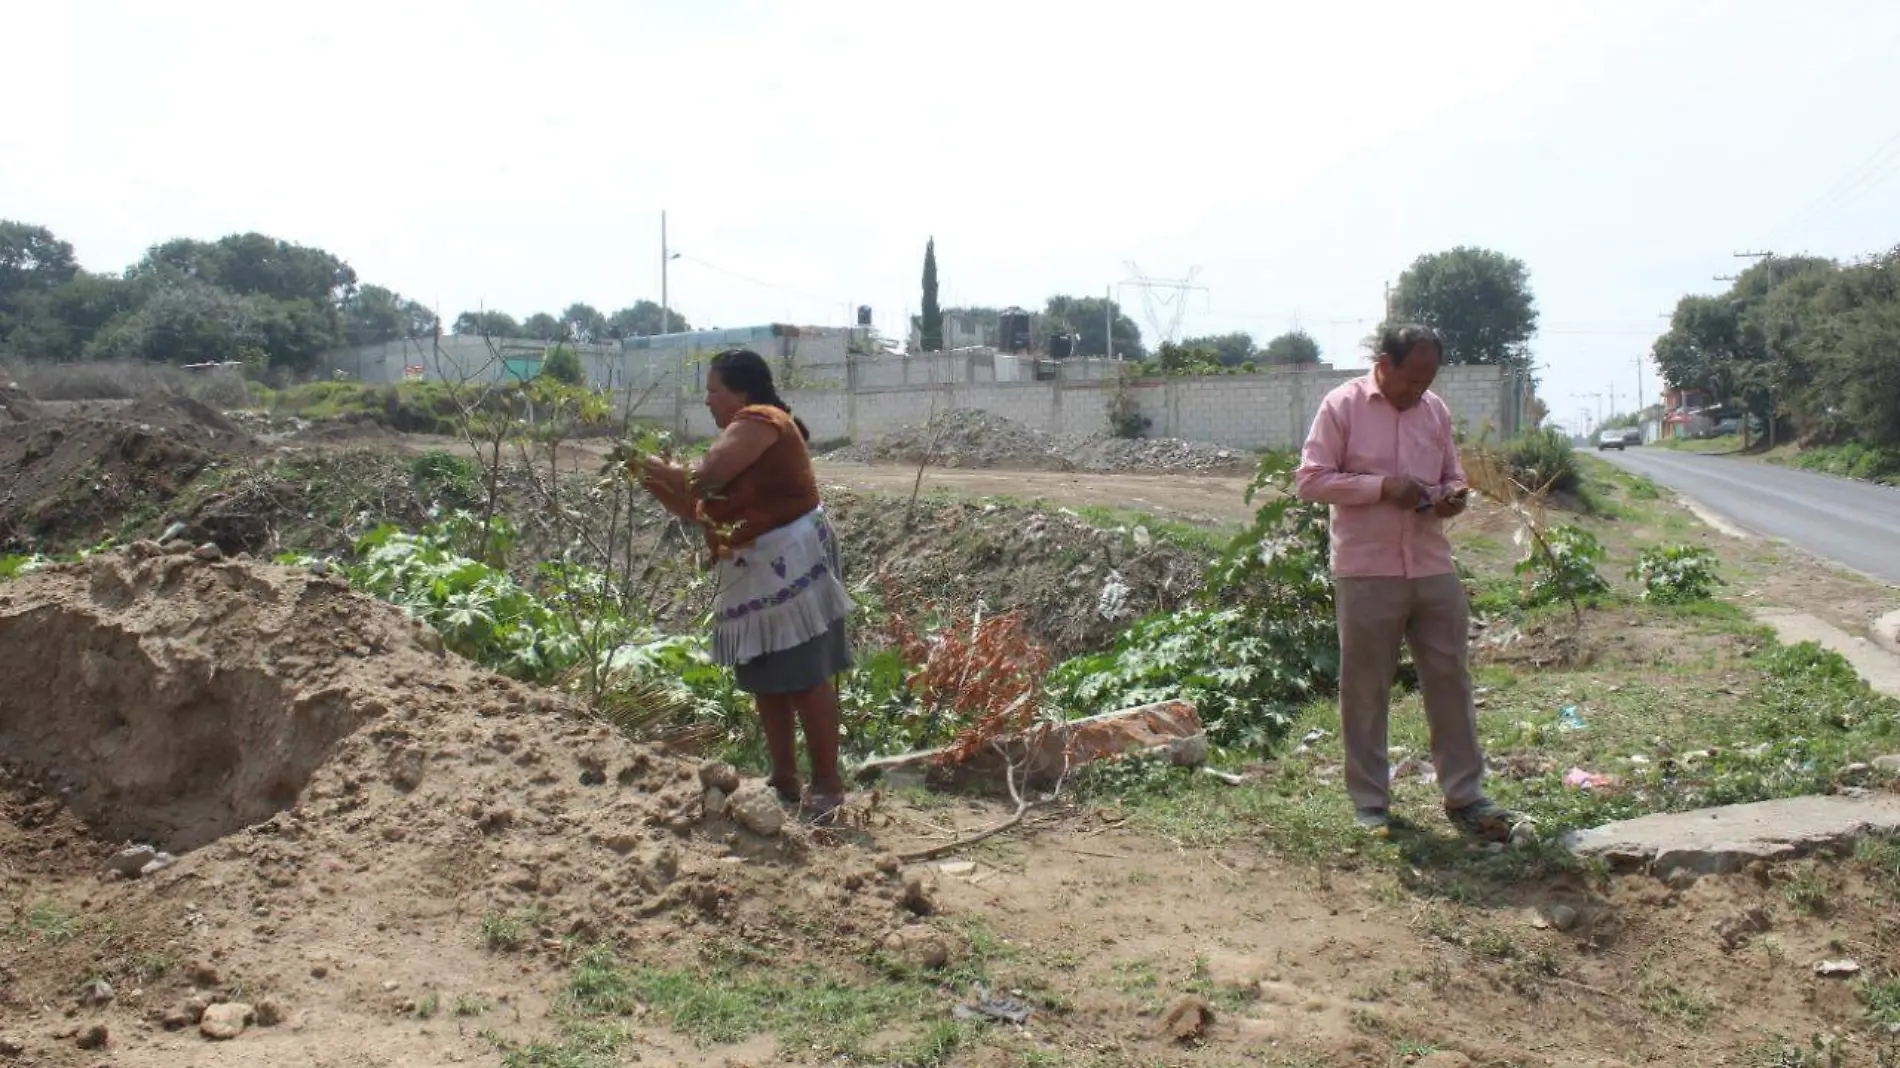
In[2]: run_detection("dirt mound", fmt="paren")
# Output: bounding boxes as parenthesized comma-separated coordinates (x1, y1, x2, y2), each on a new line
(0, 548, 925, 1062)
(826, 408, 1253, 474)
(0, 396, 257, 551)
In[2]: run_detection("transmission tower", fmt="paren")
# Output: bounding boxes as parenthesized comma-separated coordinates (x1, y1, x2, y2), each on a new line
(1121, 263, 1208, 345)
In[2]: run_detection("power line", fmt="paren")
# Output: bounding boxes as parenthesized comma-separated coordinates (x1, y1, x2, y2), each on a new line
(1759, 120, 1900, 245)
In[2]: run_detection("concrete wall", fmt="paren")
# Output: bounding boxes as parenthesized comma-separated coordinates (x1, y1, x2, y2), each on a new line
(657, 363, 1513, 450)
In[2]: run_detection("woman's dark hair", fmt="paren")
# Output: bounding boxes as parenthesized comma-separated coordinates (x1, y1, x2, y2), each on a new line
(1374, 323, 1444, 365)
(709, 348, 809, 441)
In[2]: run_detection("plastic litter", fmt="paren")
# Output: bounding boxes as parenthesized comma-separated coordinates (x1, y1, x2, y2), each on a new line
(1557, 706, 1587, 732)
(953, 985, 1032, 1025)
(1563, 767, 1617, 791)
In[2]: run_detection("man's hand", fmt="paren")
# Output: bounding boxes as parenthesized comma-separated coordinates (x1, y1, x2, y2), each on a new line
(1380, 476, 1430, 510)
(1432, 488, 1470, 519)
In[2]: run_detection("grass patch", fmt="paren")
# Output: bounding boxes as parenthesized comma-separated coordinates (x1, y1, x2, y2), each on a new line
(482, 908, 540, 952)
(1859, 976, 1900, 1027)
(500, 935, 998, 1066)
(10, 900, 80, 945)
(1774, 441, 1900, 486)
(1068, 505, 1237, 555)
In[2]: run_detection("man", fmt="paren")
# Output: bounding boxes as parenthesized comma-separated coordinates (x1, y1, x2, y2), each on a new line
(1295, 323, 1519, 842)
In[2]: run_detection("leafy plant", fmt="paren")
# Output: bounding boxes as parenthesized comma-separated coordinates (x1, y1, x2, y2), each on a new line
(1514, 524, 1609, 606)
(1046, 453, 1336, 753)
(1106, 371, 1150, 439)
(879, 578, 1053, 765)
(1631, 544, 1722, 604)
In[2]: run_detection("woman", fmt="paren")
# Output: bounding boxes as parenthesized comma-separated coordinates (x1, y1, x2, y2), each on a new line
(635, 348, 854, 821)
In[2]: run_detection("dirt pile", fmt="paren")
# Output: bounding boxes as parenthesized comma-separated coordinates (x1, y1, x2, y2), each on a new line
(0, 395, 256, 551)
(0, 382, 43, 423)
(826, 409, 1254, 474)
(0, 549, 928, 1064)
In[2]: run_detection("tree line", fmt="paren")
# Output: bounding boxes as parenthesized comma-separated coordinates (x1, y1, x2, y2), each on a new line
(1652, 246, 1900, 450)
(911, 239, 1542, 379)
(0, 220, 688, 376)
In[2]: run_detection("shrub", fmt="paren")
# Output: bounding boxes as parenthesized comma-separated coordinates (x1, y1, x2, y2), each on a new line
(1045, 454, 1337, 753)
(1515, 524, 1609, 606)
(1630, 544, 1722, 604)
(542, 345, 585, 385)
(1499, 428, 1580, 495)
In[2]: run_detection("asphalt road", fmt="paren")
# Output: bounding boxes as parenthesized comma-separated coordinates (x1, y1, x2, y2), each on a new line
(1597, 446, 1900, 587)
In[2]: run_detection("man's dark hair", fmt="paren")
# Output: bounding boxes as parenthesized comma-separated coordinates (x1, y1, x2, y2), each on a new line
(708, 348, 810, 441)
(1374, 323, 1444, 365)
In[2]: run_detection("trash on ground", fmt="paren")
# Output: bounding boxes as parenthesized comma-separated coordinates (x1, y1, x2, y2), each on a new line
(1557, 705, 1587, 732)
(953, 985, 1032, 1025)
(1814, 959, 1861, 978)
(1563, 767, 1617, 791)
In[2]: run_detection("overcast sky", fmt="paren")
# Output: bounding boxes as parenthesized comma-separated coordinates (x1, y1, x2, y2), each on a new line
(5, 1, 1899, 432)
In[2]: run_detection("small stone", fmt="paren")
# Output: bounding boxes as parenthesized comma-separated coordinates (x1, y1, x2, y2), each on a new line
(0, 1034, 23, 1056)
(1546, 904, 1580, 932)
(159, 521, 187, 543)
(79, 980, 114, 1007)
(697, 760, 742, 795)
(106, 845, 158, 877)
(161, 1010, 194, 1031)
(139, 853, 177, 877)
(703, 787, 729, 818)
(1161, 993, 1214, 1042)
(603, 832, 640, 855)
(728, 785, 786, 837)
(1814, 959, 1861, 978)
(1874, 754, 1900, 775)
(900, 874, 935, 916)
(199, 1002, 252, 1040)
(191, 542, 224, 562)
(75, 1025, 107, 1051)
(254, 999, 285, 1027)
(189, 962, 222, 988)
(937, 860, 977, 877)
(881, 925, 951, 969)
(309, 964, 329, 979)
(874, 853, 901, 876)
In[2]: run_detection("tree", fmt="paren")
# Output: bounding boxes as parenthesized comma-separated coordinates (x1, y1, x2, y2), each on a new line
(521, 312, 564, 342)
(1388, 247, 1539, 370)
(128, 233, 357, 306)
(1260, 330, 1321, 366)
(0, 221, 79, 305)
(919, 238, 943, 353)
(1182, 332, 1255, 367)
(453, 310, 523, 338)
(83, 280, 270, 367)
(1042, 295, 1144, 360)
(1151, 341, 1224, 375)
(542, 345, 585, 385)
(342, 285, 411, 346)
(1, 273, 136, 361)
(561, 303, 609, 343)
(606, 301, 689, 338)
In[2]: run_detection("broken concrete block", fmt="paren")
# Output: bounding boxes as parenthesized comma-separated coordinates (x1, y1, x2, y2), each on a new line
(1565, 794, 1900, 881)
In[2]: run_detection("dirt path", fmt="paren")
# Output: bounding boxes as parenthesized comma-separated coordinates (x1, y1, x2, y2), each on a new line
(814, 462, 1257, 526)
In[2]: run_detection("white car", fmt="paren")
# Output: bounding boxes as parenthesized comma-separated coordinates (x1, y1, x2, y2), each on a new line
(1596, 429, 1627, 451)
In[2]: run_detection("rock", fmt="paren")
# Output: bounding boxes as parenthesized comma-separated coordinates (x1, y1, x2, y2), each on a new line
(192, 542, 224, 562)
(1873, 610, 1900, 655)
(874, 853, 901, 876)
(900, 874, 935, 916)
(1564, 794, 1900, 880)
(882, 925, 951, 969)
(1161, 993, 1214, 1043)
(937, 860, 976, 877)
(697, 760, 742, 795)
(703, 787, 729, 818)
(727, 785, 786, 836)
(74, 1025, 107, 1051)
(189, 961, 223, 988)
(162, 539, 193, 555)
(106, 845, 158, 877)
(161, 1009, 195, 1031)
(1416, 1054, 1473, 1068)
(1545, 904, 1580, 932)
(78, 980, 114, 1007)
(159, 521, 188, 543)
(254, 999, 285, 1027)
(1814, 959, 1861, 978)
(1873, 755, 1900, 776)
(140, 853, 177, 877)
(0, 1034, 22, 1056)
(200, 1002, 252, 1040)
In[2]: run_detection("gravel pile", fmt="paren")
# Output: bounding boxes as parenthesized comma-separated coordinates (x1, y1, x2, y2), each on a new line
(824, 409, 1253, 474)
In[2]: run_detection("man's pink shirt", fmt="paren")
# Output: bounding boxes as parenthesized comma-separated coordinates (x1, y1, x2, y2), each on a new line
(1294, 374, 1467, 579)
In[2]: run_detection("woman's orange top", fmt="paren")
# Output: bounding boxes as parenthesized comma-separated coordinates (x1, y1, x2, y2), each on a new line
(700, 405, 820, 551)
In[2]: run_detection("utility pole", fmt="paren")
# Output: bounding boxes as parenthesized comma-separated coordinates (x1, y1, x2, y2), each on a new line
(1104, 286, 1113, 361)
(1608, 382, 1618, 422)
(660, 211, 670, 337)
(1635, 353, 1645, 413)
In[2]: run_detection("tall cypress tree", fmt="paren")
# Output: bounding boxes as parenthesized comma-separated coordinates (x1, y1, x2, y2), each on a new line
(920, 237, 943, 352)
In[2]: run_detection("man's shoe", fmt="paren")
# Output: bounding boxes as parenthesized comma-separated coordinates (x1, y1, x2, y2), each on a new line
(1354, 807, 1393, 838)
(1446, 798, 1520, 843)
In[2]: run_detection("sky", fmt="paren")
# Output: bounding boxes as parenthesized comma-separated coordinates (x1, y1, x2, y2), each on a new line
(5, 1, 1900, 435)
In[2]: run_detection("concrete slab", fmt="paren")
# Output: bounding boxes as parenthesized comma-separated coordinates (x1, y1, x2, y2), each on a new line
(1566, 794, 1900, 879)
(1753, 610, 1900, 698)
